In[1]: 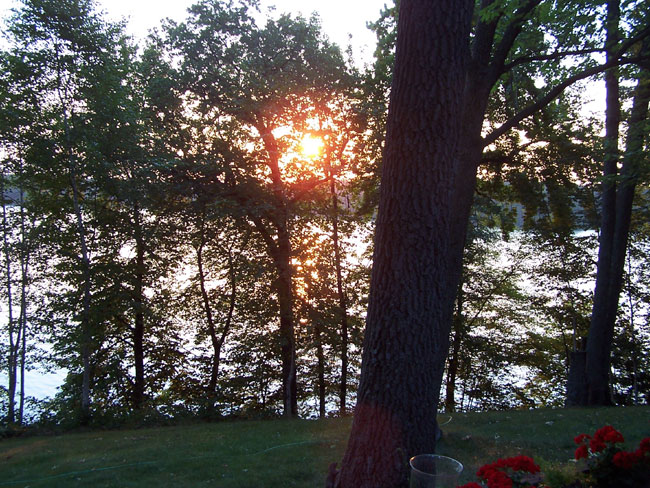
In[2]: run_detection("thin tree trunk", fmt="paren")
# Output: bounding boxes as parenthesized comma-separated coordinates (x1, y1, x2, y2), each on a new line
(252, 213, 298, 418)
(276, 224, 298, 417)
(445, 280, 464, 413)
(57, 48, 93, 420)
(583, 0, 621, 406)
(18, 298, 26, 424)
(196, 215, 239, 411)
(1, 173, 17, 425)
(132, 202, 145, 410)
(69, 166, 92, 421)
(328, 167, 349, 416)
(196, 217, 219, 393)
(256, 125, 298, 418)
(626, 255, 639, 405)
(315, 318, 326, 418)
(585, 31, 650, 406)
(218, 251, 238, 387)
(18, 185, 28, 424)
(336, 1, 473, 485)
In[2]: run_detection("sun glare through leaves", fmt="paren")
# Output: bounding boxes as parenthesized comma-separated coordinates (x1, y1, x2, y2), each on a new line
(300, 134, 324, 159)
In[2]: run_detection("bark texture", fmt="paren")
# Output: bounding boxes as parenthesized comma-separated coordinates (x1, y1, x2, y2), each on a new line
(336, 1, 473, 486)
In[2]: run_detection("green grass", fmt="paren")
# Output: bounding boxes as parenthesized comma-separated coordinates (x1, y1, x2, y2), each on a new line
(0, 406, 648, 487)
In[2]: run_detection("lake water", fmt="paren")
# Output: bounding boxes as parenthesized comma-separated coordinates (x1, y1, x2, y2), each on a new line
(0, 368, 66, 402)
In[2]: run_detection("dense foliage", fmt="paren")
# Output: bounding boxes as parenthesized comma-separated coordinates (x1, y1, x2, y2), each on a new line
(0, 0, 649, 429)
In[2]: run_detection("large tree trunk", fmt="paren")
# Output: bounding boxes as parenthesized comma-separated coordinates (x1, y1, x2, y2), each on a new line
(585, 35, 650, 405)
(336, 1, 473, 486)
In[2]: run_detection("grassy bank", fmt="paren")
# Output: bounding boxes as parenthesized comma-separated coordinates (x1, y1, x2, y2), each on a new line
(1, 406, 648, 487)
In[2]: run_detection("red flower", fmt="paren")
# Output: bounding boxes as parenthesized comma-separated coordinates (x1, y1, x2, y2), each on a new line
(639, 437, 650, 454)
(574, 433, 590, 445)
(508, 455, 540, 473)
(476, 455, 540, 488)
(477, 463, 512, 488)
(575, 444, 589, 460)
(593, 425, 624, 444)
(484, 470, 513, 488)
(589, 438, 606, 453)
(612, 451, 640, 470)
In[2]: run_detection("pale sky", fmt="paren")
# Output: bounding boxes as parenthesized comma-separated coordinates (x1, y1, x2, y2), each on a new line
(0, 0, 390, 65)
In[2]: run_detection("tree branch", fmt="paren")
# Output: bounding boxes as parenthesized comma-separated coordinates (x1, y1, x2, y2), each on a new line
(289, 176, 329, 203)
(470, 0, 503, 72)
(489, 0, 544, 78)
(504, 47, 605, 72)
(483, 53, 650, 147)
(249, 213, 278, 259)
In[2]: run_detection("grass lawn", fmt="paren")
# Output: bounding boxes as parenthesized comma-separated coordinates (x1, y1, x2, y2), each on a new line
(0, 406, 648, 487)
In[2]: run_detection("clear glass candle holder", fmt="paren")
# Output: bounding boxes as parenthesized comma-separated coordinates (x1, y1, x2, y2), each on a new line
(409, 454, 463, 488)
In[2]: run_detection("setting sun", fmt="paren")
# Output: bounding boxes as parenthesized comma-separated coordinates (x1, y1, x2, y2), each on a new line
(300, 134, 324, 159)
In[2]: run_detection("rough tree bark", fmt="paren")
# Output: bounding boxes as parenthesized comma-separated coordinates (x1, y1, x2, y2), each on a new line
(335, 1, 473, 486)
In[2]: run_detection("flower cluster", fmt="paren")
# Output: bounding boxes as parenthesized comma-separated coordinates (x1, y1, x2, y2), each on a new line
(455, 426, 649, 488)
(457, 455, 541, 488)
(573, 424, 624, 459)
(611, 435, 650, 470)
(572, 426, 650, 487)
